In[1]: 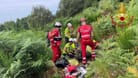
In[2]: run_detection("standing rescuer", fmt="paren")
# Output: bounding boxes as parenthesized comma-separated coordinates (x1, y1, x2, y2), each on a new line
(48, 22, 62, 63)
(77, 18, 96, 64)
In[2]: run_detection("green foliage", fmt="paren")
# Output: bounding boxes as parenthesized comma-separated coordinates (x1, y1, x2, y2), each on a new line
(1, 0, 138, 78)
(117, 74, 136, 78)
(57, 0, 84, 17)
(86, 38, 135, 78)
(128, 0, 138, 21)
(117, 26, 137, 49)
(56, 0, 99, 17)
(0, 6, 54, 31)
(0, 50, 13, 68)
(53, 72, 62, 78)
(0, 24, 5, 31)
(93, 16, 116, 41)
(99, 0, 115, 10)
(0, 30, 52, 78)
(16, 17, 29, 31)
(86, 59, 111, 78)
(128, 4, 138, 26)
(73, 7, 100, 22)
(2, 21, 16, 31)
(28, 6, 54, 30)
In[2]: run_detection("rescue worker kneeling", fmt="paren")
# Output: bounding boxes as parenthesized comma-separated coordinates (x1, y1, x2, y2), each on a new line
(63, 38, 77, 58)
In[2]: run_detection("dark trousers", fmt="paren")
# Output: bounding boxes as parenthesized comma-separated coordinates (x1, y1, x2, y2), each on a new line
(65, 37, 69, 43)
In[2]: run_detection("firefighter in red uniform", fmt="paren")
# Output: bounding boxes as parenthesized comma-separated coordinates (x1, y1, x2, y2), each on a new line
(48, 22, 62, 63)
(77, 18, 96, 64)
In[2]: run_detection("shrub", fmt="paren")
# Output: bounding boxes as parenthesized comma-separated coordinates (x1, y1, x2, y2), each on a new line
(0, 30, 52, 78)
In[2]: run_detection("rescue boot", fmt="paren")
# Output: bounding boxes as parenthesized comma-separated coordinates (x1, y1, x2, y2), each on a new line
(82, 57, 87, 65)
(91, 52, 96, 61)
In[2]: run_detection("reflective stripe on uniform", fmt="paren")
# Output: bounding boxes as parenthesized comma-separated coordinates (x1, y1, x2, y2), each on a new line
(81, 34, 90, 38)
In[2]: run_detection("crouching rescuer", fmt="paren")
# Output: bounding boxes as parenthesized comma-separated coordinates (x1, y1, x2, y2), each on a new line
(76, 18, 96, 64)
(63, 38, 77, 58)
(47, 22, 62, 63)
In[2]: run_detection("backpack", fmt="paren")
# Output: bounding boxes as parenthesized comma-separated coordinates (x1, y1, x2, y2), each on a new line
(55, 57, 69, 69)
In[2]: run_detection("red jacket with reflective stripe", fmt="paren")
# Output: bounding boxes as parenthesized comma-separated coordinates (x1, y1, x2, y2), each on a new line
(48, 28, 61, 45)
(78, 24, 93, 40)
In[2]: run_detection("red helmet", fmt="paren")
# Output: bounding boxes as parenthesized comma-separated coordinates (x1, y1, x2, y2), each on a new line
(67, 65, 77, 73)
(80, 18, 86, 22)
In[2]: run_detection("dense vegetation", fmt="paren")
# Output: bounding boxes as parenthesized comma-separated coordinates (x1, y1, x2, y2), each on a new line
(0, 31, 52, 78)
(0, 0, 138, 78)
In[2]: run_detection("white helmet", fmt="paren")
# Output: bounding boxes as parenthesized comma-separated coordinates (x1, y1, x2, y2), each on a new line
(67, 23, 72, 27)
(69, 38, 74, 42)
(69, 38, 76, 42)
(73, 38, 77, 42)
(55, 22, 62, 27)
